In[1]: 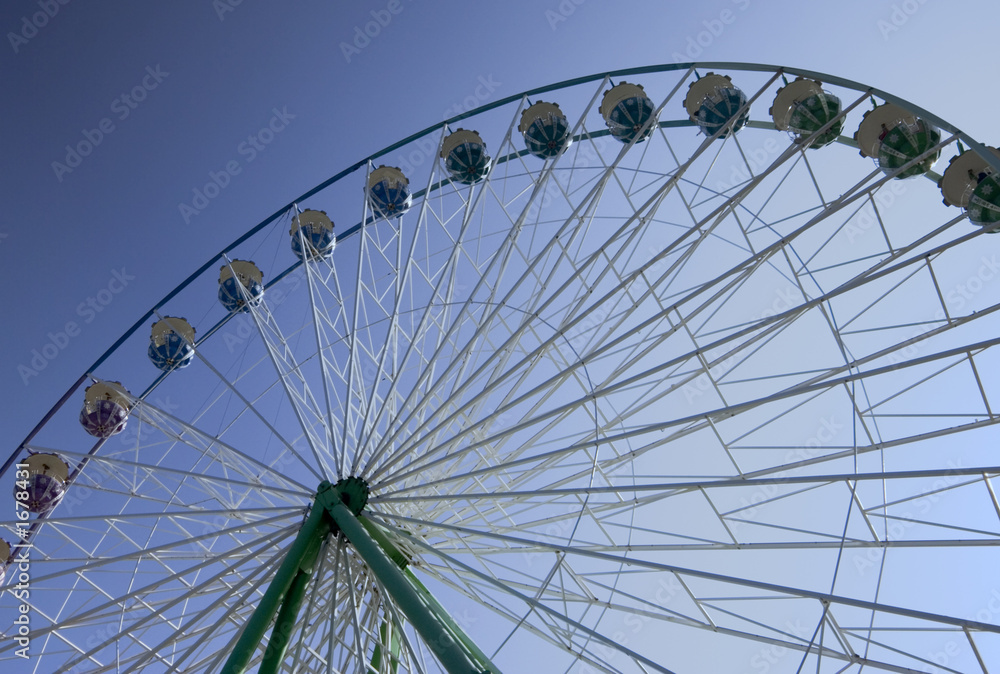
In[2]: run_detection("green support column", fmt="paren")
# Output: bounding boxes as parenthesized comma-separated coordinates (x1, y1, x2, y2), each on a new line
(259, 565, 313, 673)
(370, 617, 402, 674)
(221, 479, 497, 674)
(404, 569, 500, 674)
(220, 483, 332, 674)
(321, 492, 485, 674)
(360, 515, 501, 674)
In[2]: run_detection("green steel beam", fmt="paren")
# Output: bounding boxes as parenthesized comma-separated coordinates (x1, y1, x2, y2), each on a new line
(359, 514, 410, 569)
(320, 492, 486, 674)
(221, 481, 498, 674)
(403, 568, 500, 674)
(220, 482, 332, 674)
(359, 515, 501, 673)
(259, 567, 313, 674)
(371, 618, 402, 674)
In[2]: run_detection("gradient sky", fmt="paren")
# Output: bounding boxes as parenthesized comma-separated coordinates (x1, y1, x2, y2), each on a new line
(3, 2, 1000, 672)
(3, 0, 996, 442)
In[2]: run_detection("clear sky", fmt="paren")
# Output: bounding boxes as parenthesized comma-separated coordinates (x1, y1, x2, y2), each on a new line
(1, 0, 994, 438)
(2, 2, 1000, 672)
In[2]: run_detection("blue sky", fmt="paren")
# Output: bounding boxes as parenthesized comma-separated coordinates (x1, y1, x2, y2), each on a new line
(2, 0, 994, 439)
(3, 2, 1000, 672)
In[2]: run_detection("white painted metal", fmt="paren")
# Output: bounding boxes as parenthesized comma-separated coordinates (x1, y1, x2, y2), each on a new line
(6, 64, 1000, 674)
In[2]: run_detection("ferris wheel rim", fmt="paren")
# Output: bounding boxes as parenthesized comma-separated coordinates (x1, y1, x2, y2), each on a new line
(6, 61, 1000, 673)
(11, 60, 1000, 482)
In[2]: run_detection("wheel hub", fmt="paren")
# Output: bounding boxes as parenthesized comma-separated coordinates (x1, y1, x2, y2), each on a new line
(329, 476, 369, 517)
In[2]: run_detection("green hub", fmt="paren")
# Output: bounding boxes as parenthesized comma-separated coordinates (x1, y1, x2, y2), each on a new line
(331, 475, 370, 516)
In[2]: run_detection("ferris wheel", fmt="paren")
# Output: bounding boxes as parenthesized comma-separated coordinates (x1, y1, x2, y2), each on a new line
(4, 62, 1000, 673)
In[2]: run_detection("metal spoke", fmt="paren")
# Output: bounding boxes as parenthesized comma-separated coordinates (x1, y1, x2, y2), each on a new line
(9, 63, 1000, 674)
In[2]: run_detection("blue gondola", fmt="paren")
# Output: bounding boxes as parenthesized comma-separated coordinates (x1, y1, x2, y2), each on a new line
(148, 317, 196, 371)
(291, 209, 336, 261)
(219, 260, 264, 313)
(601, 83, 657, 144)
(519, 102, 571, 159)
(684, 73, 750, 139)
(367, 166, 412, 219)
(441, 129, 492, 184)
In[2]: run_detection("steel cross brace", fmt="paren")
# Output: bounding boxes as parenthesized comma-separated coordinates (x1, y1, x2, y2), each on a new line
(220, 480, 497, 674)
